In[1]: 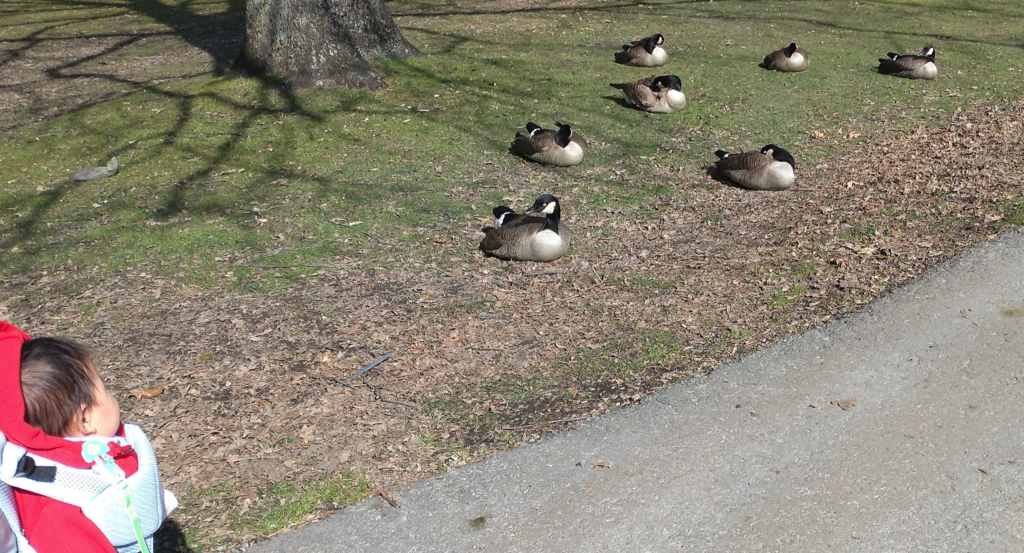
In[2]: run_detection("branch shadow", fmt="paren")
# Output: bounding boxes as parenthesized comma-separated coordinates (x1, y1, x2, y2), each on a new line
(0, 0, 353, 248)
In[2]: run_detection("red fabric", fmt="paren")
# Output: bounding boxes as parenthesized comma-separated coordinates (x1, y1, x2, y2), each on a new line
(14, 491, 116, 553)
(13, 446, 138, 553)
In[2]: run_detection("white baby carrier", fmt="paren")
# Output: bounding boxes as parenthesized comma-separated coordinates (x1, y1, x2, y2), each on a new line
(0, 424, 169, 553)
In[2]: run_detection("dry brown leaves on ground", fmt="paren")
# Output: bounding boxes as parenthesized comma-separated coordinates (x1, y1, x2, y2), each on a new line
(1, 99, 1022, 550)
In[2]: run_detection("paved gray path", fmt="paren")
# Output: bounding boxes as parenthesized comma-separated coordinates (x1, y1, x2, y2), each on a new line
(246, 228, 1024, 553)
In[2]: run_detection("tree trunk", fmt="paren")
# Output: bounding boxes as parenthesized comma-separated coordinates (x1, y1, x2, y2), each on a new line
(236, 0, 420, 90)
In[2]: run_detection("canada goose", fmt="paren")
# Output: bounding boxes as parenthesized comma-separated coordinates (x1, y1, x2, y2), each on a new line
(877, 45, 938, 79)
(713, 145, 796, 191)
(762, 43, 809, 72)
(886, 45, 935, 59)
(480, 194, 570, 262)
(614, 34, 668, 67)
(609, 75, 686, 114)
(510, 122, 587, 167)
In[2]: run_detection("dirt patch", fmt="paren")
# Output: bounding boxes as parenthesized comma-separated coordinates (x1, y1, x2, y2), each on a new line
(1, 98, 1022, 550)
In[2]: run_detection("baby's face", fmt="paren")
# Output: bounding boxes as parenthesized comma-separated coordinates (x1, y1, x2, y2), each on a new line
(86, 373, 122, 437)
(69, 368, 122, 438)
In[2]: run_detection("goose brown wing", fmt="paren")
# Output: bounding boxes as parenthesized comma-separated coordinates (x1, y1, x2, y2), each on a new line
(714, 151, 767, 173)
(511, 130, 553, 158)
(480, 215, 546, 255)
(763, 49, 785, 68)
(637, 75, 660, 88)
(611, 79, 659, 108)
(878, 56, 923, 74)
(614, 45, 643, 64)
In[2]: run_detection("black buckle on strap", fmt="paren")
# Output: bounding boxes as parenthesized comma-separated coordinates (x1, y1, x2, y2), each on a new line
(15, 455, 57, 483)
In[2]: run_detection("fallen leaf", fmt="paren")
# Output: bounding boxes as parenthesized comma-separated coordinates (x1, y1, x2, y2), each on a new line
(831, 398, 856, 410)
(128, 386, 165, 400)
(593, 461, 613, 469)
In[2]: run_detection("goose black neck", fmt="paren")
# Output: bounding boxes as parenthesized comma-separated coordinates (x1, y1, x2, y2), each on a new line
(644, 37, 657, 54)
(554, 125, 572, 148)
(542, 204, 561, 231)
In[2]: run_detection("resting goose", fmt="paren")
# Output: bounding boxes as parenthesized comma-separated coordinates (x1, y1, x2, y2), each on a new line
(510, 122, 587, 167)
(479, 194, 570, 262)
(614, 34, 668, 67)
(762, 43, 809, 73)
(713, 145, 796, 191)
(877, 45, 938, 79)
(609, 75, 686, 114)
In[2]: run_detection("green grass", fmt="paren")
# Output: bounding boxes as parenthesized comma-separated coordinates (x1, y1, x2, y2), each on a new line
(792, 261, 818, 278)
(990, 198, 1024, 226)
(3, 0, 1024, 289)
(725, 327, 752, 341)
(247, 473, 371, 536)
(769, 284, 810, 307)
(638, 330, 687, 363)
(837, 223, 879, 242)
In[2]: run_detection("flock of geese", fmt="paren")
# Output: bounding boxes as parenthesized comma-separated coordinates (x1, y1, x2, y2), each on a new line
(481, 34, 941, 262)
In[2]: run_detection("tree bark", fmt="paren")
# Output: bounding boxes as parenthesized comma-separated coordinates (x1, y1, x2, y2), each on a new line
(236, 0, 420, 90)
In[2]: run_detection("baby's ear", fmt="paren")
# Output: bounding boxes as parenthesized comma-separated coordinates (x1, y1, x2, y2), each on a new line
(71, 403, 96, 437)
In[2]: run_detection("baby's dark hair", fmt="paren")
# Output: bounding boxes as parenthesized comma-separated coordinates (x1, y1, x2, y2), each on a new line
(20, 337, 97, 436)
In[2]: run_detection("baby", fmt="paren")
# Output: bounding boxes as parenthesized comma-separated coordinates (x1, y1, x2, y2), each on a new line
(0, 323, 174, 553)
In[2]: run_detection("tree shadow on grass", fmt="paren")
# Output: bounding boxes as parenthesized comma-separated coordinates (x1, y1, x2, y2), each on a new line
(0, 0, 342, 252)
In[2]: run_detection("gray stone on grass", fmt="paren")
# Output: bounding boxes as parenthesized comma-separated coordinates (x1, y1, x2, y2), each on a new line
(73, 157, 119, 181)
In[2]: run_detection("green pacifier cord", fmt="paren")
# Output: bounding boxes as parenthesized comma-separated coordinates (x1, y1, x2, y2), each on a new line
(82, 439, 151, 553)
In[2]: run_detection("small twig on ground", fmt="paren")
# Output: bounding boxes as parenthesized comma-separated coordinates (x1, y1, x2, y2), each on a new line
(345, 352, 391, 382)
(376, 489, 399, 508)
(189, 179, 226, 187)
(376, 396, 417, 409)
(330, 220, 384, 243)
(535, 284, 607, 308)
(238, 263, 336, 269)
(502, 415, 589, 431)
(360, 376, 417, 408)
(523, 270, 567, 276)
(156, 412, 190, 430)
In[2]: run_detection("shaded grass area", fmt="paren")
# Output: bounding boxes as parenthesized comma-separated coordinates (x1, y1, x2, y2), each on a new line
(2, 0, 1024, 551)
